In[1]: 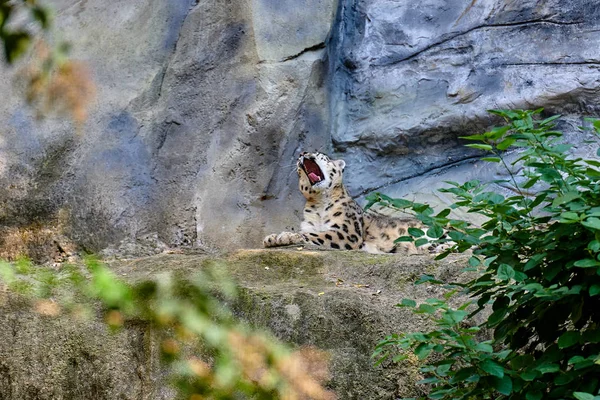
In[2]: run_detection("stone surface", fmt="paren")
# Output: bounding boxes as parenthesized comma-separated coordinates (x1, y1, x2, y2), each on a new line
(0, 250, 472, 399)
(0, 297, 169, 400)
(1, 0, 599, 255)
(0, 0, 335, 255)
(329, 0, 600, 205)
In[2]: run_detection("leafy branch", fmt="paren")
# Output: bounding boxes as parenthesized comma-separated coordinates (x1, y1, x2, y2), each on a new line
(369, 109, 600, 399)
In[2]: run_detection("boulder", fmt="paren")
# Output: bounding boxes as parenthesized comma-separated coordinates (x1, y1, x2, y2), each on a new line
(0, 250, 471, 399)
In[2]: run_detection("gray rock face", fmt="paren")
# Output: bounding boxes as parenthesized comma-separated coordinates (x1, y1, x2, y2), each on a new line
(0, 0, 335, 253)
(329, 0, 600, 201)
(0, 251, 473, 399)
(0, 297, 169, 400)
(0, 0, 599, 253)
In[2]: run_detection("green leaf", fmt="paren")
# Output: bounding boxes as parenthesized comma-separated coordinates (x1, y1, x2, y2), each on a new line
(552, 192, 581, 207)
(481, 157, 501, 163)
(448, 230, 465, 241)
(436, 363, 452, 376)
(465, 143, 493, 151)
(391, 198, 414, 209)
(573, 392, 595, 400)
(480, 359, 504, 378)
(582, 217, 600, 230)
(522, 176, 540, 189)
(451, 367, 478, 383)
(497, 264, 515, 281)
(414, 238, 430, 247)
(484, 256, 498, 267)
(497, 137, 516, 150)
(460, 134, 487, 141)
(557, 331, 579, 349)
(426, 225, 444, 239)
(536, 363, 560, 374)
(399, 299, 417, 308)
(521, 370, 538, 381)
(513, 271, 527, 282)
(554, 372, 575, 385)
(414, 343, 432, 360)
(492, 375, 512, 396)
(435, 209, 451, 218)
(568, 356, 586, 365)
(590, 284, 600, 296)
(444, 309, 467, 324)
(416, 304, 437, 314)
(573, 259, 600, 268)
(429, 390, 452, 400)
(488, 126, 511, 140)
(392, 354, 408, 362)
(489, 109, 520, 119)
(474, 343, 494, 353)
(589, 240, 600, 252)
(524, 254, 546, 271)
(31, 6, 50, 29)
(511, 354, 534, 370)
(540, 114, 561, 126)
(540, 168, 563, 183)
(408, 227, 425, 237)
(559, 211, 579, 222)
(526, 390, 543, 400)
(468, 256, 481, 267)
(586, 167, 600, 177)
(394, 236, 413, 243)
(4, 31, 31, 64)
(363, 193, 380, 210)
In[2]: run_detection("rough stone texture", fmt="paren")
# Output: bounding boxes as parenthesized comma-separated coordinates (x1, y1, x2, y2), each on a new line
(115, 250, 475, 399)
(0, 0, 335, 255)
(1, 0, 600, 253)
(0, 298, 169, 400)
(0, 250, 473, 399)
(329, 0, 600, 207)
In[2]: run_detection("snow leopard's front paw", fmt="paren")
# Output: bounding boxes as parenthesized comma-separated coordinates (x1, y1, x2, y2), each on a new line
(263, 232, 306, 248)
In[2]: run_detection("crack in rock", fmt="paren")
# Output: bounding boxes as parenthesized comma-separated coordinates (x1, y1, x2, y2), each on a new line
(280, 42, 326, 62)
(356, 154, 483, 196)
(499, 61, 600, 67)
(377, 19, 584, 67)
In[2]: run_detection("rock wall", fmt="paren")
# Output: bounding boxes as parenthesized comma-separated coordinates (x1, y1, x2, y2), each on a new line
(329, 0, 600, 205)
(0, 250, 474, 399)
(0, 297, 168, 400)
(1, 0, 599, 254)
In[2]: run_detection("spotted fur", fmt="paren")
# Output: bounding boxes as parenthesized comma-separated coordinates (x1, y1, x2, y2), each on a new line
(263, 152, 445, 254)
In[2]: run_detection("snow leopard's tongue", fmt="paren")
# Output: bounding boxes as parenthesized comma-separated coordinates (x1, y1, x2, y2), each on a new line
(308, 172, 321, 183)
(303, 158, 324, 185)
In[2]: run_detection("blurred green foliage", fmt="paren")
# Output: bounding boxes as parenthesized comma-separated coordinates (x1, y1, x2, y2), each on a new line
(0, 0, 51, 64)
(0, 257, 334, 399)
(1, 0, 95, 123)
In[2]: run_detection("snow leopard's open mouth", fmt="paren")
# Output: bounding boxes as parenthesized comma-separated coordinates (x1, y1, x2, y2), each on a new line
(302, 158, 325, 186)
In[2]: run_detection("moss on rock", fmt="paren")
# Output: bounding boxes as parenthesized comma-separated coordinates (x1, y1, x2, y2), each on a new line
(0, 249, 470, 399)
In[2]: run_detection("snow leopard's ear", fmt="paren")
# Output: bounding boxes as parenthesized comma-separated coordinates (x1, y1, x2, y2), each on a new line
(335, 159, 346, 172)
